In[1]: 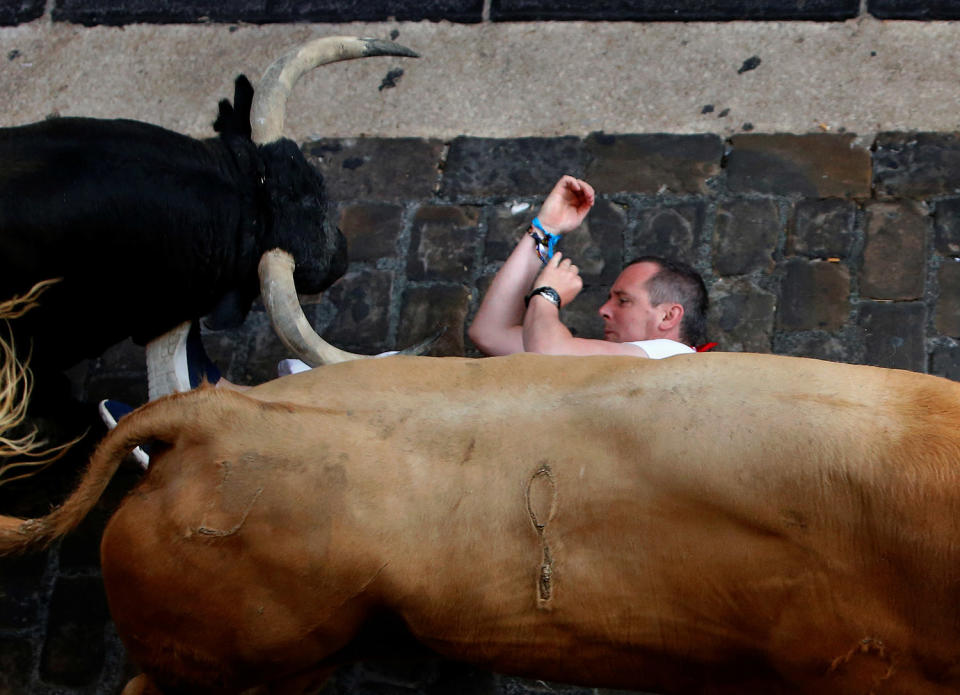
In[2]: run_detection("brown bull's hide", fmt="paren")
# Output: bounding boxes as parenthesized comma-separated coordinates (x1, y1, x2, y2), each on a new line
(5, 352, 960, 694)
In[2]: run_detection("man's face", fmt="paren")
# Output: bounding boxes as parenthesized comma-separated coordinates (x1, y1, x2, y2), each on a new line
(598, 262, 664, 343)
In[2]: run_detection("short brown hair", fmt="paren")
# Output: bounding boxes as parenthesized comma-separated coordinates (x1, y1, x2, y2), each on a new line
(625, 256, 708, 347)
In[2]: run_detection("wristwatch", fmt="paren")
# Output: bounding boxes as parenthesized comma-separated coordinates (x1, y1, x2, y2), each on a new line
(524, 286, 561, 308)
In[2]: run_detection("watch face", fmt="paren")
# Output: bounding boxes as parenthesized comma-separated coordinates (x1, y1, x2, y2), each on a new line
(533, 287, 560, 307)
(526, 286, 561, 308)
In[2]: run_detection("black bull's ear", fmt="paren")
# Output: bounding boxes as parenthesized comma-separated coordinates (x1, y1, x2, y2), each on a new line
(213, 75, 254, 140)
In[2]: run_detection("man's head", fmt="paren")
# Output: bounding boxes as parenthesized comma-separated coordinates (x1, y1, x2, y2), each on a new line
(598, 256, 708, 347)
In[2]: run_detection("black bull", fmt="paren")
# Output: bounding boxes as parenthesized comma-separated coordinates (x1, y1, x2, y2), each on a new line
(0, 106, 343, 369)
(0, 37, 418, 376)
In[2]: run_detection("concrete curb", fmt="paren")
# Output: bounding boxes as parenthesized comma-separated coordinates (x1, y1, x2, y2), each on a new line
(2, 17, 960, 140)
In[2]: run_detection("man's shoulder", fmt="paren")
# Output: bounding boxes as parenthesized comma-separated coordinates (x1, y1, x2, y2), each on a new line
(624, 339, 695, 359)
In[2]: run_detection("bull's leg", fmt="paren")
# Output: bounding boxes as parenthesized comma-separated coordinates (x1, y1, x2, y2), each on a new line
(121, 674, 164, 695)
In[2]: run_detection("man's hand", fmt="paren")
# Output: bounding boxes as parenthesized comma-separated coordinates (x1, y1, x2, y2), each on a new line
(536, 176, 595, 234)
(533, 252, 583, 307)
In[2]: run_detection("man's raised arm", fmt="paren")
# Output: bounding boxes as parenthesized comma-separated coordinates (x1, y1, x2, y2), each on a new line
(469, 176, 595, 356)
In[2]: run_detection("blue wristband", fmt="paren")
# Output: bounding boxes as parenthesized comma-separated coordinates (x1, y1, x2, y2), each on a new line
(530, 217, 562, 265)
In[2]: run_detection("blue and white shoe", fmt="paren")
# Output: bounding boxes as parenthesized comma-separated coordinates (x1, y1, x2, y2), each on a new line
(98, 399, 149, 469)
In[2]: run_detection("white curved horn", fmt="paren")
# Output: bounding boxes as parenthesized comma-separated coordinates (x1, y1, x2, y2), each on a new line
(258, 249, 365, 366)
(251, 36, 419, 144)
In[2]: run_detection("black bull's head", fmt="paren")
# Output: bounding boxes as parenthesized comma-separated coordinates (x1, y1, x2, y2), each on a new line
(0, 36, 420, 375)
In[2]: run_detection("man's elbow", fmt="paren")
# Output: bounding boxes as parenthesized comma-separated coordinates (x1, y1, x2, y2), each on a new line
(467, 323, 490, 353)
(468, 323, 507, 356)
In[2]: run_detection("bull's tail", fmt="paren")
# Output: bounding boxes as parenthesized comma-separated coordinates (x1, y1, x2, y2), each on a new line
(0, 388, 220, 555)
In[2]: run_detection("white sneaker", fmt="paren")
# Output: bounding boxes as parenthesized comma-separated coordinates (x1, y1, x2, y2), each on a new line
(277, 358, 311, 376)
(146, 321, 191, 400)
(277, 350, 399, 377)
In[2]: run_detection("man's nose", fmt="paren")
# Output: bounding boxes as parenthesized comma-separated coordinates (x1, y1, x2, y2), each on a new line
(598, 300, 611, 319)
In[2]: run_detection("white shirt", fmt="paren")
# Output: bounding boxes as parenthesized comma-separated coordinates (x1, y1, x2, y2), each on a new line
(626, 339, 695, 359)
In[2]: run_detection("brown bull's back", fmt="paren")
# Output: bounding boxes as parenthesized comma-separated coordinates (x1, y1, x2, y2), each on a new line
(84, 354, 960, 692)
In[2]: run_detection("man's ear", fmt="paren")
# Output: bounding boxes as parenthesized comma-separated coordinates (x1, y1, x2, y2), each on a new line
(659, 303, 684, 331)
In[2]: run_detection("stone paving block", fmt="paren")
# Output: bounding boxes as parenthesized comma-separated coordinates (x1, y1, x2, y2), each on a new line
(562, 199, 627, 282)
(485, 204, 533, 264)
(321, 268, 395, 352)
(727, 134, 871, 198)
(408, 205, 480, 281)
(632, 202, 705, 267)
(0, 0, 44, 25)
(0, 551, 47, 629)
(773, 330, 860, 363)
(560, 285, 609, 341)
(52, 0, 482, 25)
(930, 344, 960, 382)
(870, 0, 960, 19)
(490, 0, 857, 20)
(399, 285, 472, 356)
(53, 0, 226, 24)
(786, 198, 858, 259)
(84, 372, 148, 415)
(584, 133, 722, 195)
(861, 202, 927, 300)
(205, 309, 290, 386)
(777, 258, 850, 331)
(440, 137, 585, 199)
(706, 277, 776, 352)
(84, 338, 149, 404)
(88, 337, 147, 375)
(496, 675, 594, 694)
(934, 197, 960, 257)
(84, 338, 147, 396)
(324, 655, 441, 695)
(874, 132, 960, 200)
(429, 661, 500, 695)
(337, 202, 404, 263)
(303, 138, 444, 203)
(0, 636, 34, 694)
(323, 655, 504, 695)
(859, 301, 926, 372)
(712, 198, 780, 276)
(935, 260, 960, 337)
(40, 575, 109, 686)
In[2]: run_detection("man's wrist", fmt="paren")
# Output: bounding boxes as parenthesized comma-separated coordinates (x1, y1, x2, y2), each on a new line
(529, 218, 562, 265)
(524, 286, 561, 309)
(532, 216, 561, 235)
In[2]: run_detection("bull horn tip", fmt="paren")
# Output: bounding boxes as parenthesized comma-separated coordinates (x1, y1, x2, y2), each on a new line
(396, 326, 446, 357)
(361, 38, 420, 59)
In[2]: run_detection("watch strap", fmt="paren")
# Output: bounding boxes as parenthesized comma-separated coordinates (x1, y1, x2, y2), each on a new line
(524, 286, 561, 309)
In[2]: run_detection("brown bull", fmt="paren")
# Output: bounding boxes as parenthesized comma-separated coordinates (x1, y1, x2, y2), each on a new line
(3, 352, 960, 694)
